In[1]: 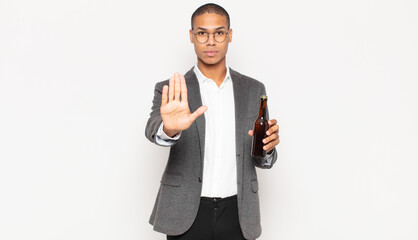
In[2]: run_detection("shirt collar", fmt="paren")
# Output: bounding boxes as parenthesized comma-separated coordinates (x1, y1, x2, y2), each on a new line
(193, 64, 231, 87)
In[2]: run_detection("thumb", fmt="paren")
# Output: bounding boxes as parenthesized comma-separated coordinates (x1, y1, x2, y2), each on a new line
(189, 105, 208, 122)
(248, 130, 254, 136)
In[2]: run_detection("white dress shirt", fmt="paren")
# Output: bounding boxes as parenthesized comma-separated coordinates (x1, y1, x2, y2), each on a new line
(156, 65, 273, 197)
(193, 65, 237, 197)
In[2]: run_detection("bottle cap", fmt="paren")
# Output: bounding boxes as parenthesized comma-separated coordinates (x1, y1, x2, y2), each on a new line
(260, 95, 268, 100)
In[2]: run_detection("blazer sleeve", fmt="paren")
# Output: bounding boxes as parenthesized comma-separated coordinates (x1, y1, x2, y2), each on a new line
(253, 83, 278, 169)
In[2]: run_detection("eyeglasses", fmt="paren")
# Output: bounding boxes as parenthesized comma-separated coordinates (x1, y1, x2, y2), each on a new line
(193, 30, 229, 44)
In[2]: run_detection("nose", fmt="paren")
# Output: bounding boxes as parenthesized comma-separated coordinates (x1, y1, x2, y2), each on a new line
(206, 33, 216, 45)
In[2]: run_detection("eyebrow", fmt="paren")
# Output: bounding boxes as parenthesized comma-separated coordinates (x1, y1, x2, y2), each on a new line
(196, 26, 226, 31)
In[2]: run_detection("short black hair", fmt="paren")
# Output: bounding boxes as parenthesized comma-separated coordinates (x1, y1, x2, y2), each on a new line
(191, 3, 230, 29)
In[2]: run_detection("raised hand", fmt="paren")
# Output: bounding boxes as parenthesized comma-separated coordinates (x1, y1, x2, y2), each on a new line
(160, 73, 208, 137)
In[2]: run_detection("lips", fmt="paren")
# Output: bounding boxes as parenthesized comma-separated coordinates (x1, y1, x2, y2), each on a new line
(204, 50, 218, 57)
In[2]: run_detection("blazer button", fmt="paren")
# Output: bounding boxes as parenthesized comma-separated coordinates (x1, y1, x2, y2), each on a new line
(198, 177, 202, 183)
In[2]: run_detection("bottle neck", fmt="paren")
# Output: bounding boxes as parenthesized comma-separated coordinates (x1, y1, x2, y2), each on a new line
(258, 99, 267, 119)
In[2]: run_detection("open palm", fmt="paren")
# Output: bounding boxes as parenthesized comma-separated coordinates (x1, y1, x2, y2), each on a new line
(160, 73, 207, 137)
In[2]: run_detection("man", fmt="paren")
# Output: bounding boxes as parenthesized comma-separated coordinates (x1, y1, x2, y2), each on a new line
(145, 3, 280, 240)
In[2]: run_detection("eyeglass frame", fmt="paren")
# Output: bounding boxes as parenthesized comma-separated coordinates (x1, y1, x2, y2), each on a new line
(192, 29, 230, 44)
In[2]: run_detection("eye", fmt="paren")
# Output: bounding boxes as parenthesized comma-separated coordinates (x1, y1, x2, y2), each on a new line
(197, 31, 207, 36)
(216, 31, 225, 36)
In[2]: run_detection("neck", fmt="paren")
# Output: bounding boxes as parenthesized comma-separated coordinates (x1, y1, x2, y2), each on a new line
(197, 58, 227, 87)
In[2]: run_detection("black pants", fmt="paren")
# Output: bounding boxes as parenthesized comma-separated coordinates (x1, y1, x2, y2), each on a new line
(167, 195, 246, 240)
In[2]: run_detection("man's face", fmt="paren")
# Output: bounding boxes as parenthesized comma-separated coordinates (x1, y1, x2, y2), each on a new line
(189, 13, 233, 67)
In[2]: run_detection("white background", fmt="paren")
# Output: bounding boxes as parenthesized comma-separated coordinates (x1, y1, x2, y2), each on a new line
(1, 0, 417, 239)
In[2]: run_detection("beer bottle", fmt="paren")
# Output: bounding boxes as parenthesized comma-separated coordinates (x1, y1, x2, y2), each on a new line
(251, 96, 269, 158)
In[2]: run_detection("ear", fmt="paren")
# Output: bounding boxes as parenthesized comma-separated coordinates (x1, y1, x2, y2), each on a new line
(189, 29, 194, 43)
(228, 28, 233, 43)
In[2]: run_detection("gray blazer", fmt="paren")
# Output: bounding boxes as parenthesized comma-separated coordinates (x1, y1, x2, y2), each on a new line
(145, 67, 277, 240)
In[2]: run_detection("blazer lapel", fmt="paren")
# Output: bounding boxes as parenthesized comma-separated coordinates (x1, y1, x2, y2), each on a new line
(230, 68, 249, 156)
(184, 68, 206, 162)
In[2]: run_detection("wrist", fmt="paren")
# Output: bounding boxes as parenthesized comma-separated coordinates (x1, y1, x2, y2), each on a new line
(163, 126, 179, 138)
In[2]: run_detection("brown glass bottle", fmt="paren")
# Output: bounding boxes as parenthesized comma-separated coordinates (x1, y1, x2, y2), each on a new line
(251, 96, 269, 158)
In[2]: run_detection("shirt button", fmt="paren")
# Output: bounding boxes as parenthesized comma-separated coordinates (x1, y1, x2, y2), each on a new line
(198, 177, 202, 183)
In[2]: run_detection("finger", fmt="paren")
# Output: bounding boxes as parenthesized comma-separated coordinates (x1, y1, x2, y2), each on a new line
(189, 105, 208, 122)
(264, 138, 280, 151)
(266, 125, 279, 135)
(263, 133, 277, 144)
(174, 73, 181, 101)
(248, 130, 254, 136)
(180, 74, 188, 102)
(168, 77, 174, 101)
(268, 119, 277, 126)
(161, 85, 168, 107)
